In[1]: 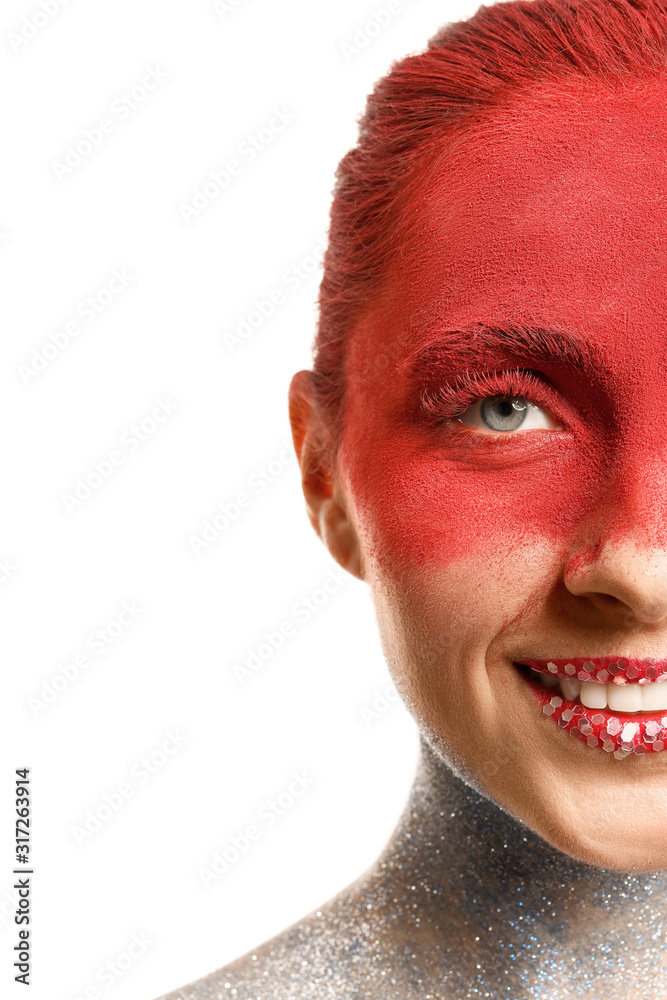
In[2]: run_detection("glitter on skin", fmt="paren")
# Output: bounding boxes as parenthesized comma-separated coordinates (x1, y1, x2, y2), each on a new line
(156, 740, 667, 999)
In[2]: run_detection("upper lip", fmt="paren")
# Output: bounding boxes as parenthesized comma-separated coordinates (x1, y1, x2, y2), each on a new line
(518, 656, 667, 685)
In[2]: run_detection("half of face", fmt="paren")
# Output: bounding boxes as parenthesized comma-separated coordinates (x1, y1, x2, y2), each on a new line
(306, 78, 667, 871)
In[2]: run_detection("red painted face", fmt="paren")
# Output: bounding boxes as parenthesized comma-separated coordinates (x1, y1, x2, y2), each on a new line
(337, 79, 667, 869)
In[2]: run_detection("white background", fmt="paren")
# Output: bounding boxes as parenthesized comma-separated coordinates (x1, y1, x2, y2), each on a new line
(1, 1, 480, 997)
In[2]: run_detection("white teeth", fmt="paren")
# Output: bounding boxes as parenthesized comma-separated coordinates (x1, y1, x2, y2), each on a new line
(559, 677, 581, 701)
(551, 673, 667, 713)
(607, 682, 642, 714)
(580, 681, 607, 709)
(640, 681, 667, 712)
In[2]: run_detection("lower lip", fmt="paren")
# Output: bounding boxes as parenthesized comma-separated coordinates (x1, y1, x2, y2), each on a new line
(521, 669, 667, 759)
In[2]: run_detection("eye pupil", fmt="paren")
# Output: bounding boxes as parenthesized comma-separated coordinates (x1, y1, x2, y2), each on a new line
(480, 395, 528, 432)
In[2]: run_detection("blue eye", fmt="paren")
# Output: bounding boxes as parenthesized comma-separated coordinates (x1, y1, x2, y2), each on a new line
(458, 394, 560, 433)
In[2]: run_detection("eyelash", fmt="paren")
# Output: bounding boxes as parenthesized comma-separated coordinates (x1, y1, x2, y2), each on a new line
(420, 369, 558, 423)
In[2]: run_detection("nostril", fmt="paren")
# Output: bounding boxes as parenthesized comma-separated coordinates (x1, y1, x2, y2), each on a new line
(580, 591, 639, 621)
(580, 592, 624, 609)
(598, 594, 625, 609)
(565, 556, 667, 626)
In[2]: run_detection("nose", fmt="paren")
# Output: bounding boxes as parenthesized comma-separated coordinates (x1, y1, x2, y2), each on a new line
(559, 360, 667, 626)
(564, 536, 667, 625)
(563, 449, 667, 624)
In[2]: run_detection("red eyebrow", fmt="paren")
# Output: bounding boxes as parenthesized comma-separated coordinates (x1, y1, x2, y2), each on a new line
(403, 323, 602, 378)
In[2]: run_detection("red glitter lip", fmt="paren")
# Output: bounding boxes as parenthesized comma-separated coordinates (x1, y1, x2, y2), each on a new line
(520, 656, 667, 685)
(517, 661, 667, 758)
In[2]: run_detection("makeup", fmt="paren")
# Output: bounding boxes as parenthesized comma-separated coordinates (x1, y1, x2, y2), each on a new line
(334, 82, 667, 869)
(522, 658, 667, 756)
(341, 83, 667, 574)
(165, 743, 667, 1000)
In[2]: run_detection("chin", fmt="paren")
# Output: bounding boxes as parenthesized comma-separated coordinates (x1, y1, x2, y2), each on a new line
(493, 751, 667, 872)
(539, 783, 667, 872)
(417, 692, 667, 874)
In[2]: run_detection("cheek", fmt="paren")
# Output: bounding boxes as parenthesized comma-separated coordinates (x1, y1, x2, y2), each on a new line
(369, 539, 561, 750)
(341, 418, 592, 573)
(373, 536, 562, 665)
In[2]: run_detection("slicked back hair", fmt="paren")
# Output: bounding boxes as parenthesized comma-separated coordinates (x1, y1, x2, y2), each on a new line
(312, 0, 667, 447)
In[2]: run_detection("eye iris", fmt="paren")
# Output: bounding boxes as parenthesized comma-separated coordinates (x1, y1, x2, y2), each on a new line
(480, 395, 528, 431)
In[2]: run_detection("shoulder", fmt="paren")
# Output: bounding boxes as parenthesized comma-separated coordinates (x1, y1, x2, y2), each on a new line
(152, 887, 381, 1000)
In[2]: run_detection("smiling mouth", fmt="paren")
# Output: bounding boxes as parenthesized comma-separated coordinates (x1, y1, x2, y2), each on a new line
(515, 657, 667, 759)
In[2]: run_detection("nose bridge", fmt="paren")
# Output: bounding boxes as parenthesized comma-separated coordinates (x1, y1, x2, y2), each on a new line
(584, 414, 667, 538)
(563, 446, 667, 624)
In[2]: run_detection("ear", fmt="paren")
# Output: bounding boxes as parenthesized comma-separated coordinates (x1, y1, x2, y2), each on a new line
(288, 370, 365, 580)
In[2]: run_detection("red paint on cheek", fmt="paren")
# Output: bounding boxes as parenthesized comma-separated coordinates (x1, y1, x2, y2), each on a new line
(341, 376, 588, 569)
(338, 85, 667, 573)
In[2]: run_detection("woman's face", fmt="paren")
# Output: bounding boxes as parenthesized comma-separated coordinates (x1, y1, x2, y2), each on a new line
(333, 80, 667, 870)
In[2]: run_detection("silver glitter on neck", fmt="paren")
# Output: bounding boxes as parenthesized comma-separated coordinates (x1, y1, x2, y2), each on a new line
(155, 738, 667, 999)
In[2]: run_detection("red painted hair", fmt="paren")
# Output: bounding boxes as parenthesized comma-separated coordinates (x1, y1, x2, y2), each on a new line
(312, 0, 667, 445)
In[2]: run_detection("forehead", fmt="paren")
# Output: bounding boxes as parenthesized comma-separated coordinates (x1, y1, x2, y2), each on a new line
(365, 78, 667, 364)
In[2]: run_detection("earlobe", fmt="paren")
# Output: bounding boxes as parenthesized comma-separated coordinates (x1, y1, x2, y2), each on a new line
(288, 370, 365, 581)
(319, 496, 365, 580)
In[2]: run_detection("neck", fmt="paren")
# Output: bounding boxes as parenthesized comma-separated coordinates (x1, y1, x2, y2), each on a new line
(357, 736, 667, 997)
